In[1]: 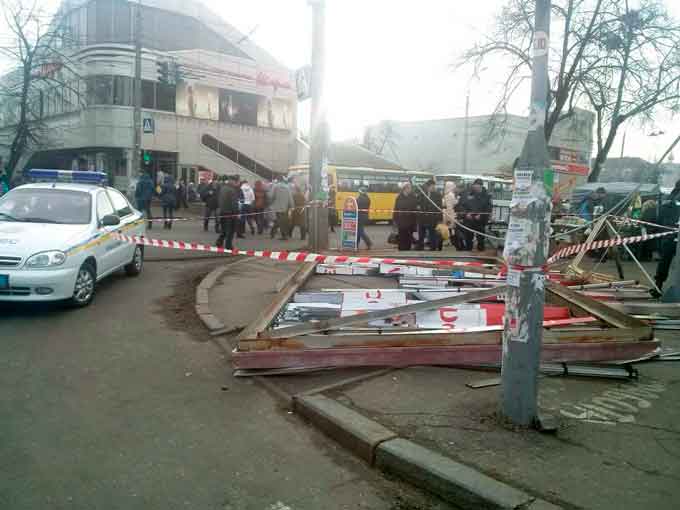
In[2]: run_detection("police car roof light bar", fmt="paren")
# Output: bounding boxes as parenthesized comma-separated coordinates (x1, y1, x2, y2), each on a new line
(27, 169, 108, 186)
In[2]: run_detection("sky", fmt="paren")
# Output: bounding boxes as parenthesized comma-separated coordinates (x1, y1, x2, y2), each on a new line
(213, 0, 680, 163)
(1, 0, 679, 163)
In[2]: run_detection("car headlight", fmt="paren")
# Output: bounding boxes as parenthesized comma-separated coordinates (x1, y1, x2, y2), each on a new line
(25, 250, 67, 268)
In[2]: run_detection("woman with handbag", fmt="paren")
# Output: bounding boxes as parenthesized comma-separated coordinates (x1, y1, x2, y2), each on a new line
(392, 182, 418, 251)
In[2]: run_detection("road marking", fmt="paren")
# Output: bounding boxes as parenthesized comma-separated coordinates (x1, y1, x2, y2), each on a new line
(560, 383, 666, 425)
(267, 503, 293, 510)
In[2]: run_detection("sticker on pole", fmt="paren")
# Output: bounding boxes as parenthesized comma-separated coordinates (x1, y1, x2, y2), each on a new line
(533, 31, 549, 57)
(341, 196, 358, 251)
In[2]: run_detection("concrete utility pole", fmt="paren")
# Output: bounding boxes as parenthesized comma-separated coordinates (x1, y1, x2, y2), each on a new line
(132, 0, 143, 178)
(500, 0, 553, 427)
(308, 0, 329, 252)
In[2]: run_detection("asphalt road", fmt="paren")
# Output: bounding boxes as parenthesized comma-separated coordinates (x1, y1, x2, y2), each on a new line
(0, 259, 451, 510)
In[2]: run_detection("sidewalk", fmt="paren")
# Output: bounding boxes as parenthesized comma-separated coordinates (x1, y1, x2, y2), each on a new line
(202, 237, 680, 509)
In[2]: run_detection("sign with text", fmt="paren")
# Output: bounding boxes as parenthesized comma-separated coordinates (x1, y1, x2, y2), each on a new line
(341, 196, 358, 251)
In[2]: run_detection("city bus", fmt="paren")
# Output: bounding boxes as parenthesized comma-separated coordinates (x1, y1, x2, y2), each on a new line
(436, 173, 513, 225)
(287, 165, 435, 222)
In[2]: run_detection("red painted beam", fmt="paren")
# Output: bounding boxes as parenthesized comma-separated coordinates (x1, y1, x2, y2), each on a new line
(231, 340, 659, 370)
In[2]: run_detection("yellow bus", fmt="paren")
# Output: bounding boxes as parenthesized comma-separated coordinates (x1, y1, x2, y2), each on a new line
(287, 165, 435, 222)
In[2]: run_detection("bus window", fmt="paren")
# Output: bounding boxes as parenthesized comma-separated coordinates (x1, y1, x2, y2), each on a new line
(337, 178, 354, 192)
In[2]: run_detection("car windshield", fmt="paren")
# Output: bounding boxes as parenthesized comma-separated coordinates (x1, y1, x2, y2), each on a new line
(0, 188, 92, 225)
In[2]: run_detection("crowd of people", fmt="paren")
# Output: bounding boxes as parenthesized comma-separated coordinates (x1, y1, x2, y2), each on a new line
(391, 178, 493, 252)
(135, 172, 312, 250)
(133, 171, 496, 254)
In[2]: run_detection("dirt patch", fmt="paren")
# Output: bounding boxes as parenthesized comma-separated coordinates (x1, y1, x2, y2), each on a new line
(154, 260, 230, 343)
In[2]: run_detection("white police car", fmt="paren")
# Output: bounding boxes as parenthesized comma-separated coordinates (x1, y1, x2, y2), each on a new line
(0, 170, 146, 306)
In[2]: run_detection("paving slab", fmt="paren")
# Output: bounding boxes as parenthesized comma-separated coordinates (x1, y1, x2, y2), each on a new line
(331, 339, 680, 510)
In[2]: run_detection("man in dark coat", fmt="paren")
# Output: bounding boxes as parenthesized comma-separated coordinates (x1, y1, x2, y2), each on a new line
(134, 171, 155, 229)
(392, 182, 419, 251)
(457, 178, 493, 251)
(654, 186, 680, 296)
(216, 175, 240, 250)
(356, 187, 372, 249)
(416, 179, 443, 250)
(201, 180, 220, 232)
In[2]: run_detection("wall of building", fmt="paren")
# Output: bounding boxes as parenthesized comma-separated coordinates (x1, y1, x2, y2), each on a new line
(365, 109, 595, 177)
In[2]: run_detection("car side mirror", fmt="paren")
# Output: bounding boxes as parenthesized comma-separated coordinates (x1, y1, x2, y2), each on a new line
(101, 214, 120, 227)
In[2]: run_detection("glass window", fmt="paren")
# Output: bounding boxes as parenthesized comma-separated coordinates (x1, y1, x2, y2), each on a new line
(112, 0, 131, 43)
(156, 82, 176, 112)
(219, 89, 258, 126)
(97, 191, 116, 220)
(0, 189, 92, 225)
(107, 189, 132, 216)
(96, 0, 113, 42)
(86, 76, 112, 105)
(113, 76, 132, 106)
(142, 80, 155, 109)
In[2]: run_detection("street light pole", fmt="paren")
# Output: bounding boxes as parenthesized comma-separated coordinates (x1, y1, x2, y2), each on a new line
(132, 0, 143, 179)
(500, 0, 553, 427)
(308, 0, 329, 252)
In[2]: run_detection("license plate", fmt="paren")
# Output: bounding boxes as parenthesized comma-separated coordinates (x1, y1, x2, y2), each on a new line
(0, 275, 8, 290)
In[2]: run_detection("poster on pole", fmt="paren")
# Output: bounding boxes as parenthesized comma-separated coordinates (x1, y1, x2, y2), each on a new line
(341, 196, 358, 251)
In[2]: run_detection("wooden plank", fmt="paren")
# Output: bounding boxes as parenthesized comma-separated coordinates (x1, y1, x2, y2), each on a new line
(231, 340, 661, 370)
(546, 281, 646, 329)
(241, 317, 601, 351)
(606, 302, 680, 319)
(544, 326, 652, 344)
(466, 377, 501, 389)
(257, 286, 508, 340)
(238, 261, 317, 341)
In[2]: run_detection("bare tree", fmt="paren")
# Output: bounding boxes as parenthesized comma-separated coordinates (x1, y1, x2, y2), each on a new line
(363, 120, 401, 163)
(459, 0, 680, 182)
(0, 0, 82, 179)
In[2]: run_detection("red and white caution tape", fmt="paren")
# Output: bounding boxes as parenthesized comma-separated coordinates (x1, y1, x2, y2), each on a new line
(547, 229, 678, 265)
(112, 233, 486, 268)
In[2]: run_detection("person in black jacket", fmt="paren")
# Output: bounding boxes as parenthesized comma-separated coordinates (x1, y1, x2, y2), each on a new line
(201, 180, 220, 233)
(356, 187, 373, 249)
(416, 179, 443, 250)
(457, 179, 493, 251)
(216, 175, 240, 249)
(654, 188, 680, 296)
(160, 174, 177, 230)
(392, 182, 419, 251)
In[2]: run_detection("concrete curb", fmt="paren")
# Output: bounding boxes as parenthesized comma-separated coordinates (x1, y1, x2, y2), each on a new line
(294, 394, 397, 464)
(294, 394, 562, 510)
(195, 258, 250, 331)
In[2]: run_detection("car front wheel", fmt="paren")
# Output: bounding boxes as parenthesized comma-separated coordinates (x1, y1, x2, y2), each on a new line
(69, 262, 96, 307)
(124, 245, 143, 277)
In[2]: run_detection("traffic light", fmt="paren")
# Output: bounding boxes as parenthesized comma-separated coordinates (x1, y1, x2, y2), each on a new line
(158, 60, 181, 85)
(142, 150, 152, 165)
(158, 61, 170, 84)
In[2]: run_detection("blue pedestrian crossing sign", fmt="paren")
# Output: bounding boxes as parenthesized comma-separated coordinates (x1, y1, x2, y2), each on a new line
(143, 117, 154, 133)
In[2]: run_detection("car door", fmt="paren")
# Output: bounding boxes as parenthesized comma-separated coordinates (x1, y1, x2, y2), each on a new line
(106, 188, 139, 268)
(95, 191, 118, 276)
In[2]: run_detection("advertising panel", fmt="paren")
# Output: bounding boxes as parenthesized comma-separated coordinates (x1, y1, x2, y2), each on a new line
(176, 82, 219, 120)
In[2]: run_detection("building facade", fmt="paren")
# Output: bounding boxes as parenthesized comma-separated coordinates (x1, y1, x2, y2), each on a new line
(0, 0, 297, 189)
(364, 109, 595, 197)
